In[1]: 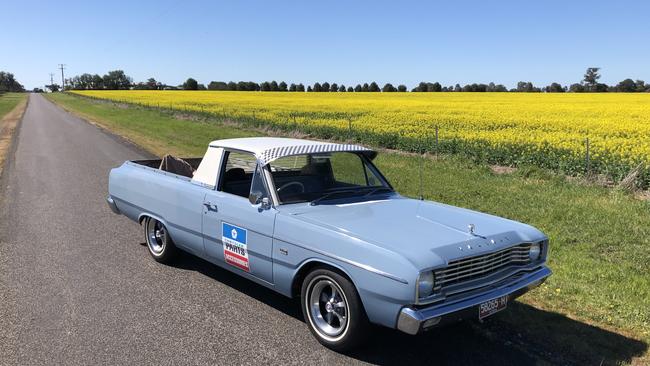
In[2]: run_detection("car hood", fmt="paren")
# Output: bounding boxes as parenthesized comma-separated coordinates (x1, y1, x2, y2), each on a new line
(278, 196, 546, 269)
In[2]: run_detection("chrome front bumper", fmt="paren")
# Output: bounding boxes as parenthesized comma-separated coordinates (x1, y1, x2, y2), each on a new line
(397, 266, 551, 335)
(106, 195, 120, 215)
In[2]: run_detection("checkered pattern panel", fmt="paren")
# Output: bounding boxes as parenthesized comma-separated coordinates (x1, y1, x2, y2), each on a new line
(257, 143, 374, 165)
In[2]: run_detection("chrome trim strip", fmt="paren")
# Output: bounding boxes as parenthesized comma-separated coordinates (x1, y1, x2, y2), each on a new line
(276, 237, 409, 284)
(113, 196, 407, 284)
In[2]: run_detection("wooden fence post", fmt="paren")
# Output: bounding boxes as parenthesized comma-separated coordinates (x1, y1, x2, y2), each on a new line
(585, 138, 591, 175)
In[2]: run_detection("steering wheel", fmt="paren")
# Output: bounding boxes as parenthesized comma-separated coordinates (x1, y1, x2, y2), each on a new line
(277, 181, 305, 194)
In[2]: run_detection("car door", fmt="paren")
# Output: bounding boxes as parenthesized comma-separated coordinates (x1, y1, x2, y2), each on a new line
(202, 150, 276, 284)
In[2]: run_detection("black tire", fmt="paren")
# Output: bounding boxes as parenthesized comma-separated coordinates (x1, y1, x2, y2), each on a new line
(143, 217, 178, 264)
(300, 267, 370, 352)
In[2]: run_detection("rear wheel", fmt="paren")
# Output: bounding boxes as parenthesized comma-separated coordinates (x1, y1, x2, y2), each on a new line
(144, 217, 177, 263)
(301, 268, 370, 352)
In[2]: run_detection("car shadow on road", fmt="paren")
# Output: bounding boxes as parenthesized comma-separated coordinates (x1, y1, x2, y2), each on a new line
(168, 250, 647, 366)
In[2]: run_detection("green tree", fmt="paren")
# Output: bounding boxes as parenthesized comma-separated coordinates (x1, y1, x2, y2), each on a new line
(279, 81, 288, 91)
(297, 83, 305, 92)
(330, 83, 338, 92)
(593, 83, 609, 92)
(354, 84, 362, 92)
(182, 77, 199, 90)
(569, 83, 585, 92)
(313, 82, 322, 92)
(338, 85, 346, 92)
(322, 82, 330, 92)
(397, 84, 407, 92)
(146, 78, 159, 90)
(102, 70, 132, 90)
(545, 82, 565, 93)
(91, 74, 104, 89)
(208, 81, 228, 90)
(428, 82, 442, 92)
(382, 83, 396, 92)
(361, 83, 369, 92)
(289, 83, 297, 92)
(347, 86, 354, 92)
(261, 81, 271, 91)
(614, 79, 635, 92)
(369, 82, 380, 92)
(414, 82, 427, 92)
(307, 85, 313, 92)
(515, 81, 539, 92)
(0, 71, 25, 92)
(583, 67, 601, 90)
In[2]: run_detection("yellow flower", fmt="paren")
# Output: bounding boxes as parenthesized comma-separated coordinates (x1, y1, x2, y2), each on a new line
(72, 90, 650, 181)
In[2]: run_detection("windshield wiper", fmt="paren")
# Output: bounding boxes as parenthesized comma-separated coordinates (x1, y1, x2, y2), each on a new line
(309, 189, 364, 206)
(309, 187, 392, 206)
(363, 187, 394, 196)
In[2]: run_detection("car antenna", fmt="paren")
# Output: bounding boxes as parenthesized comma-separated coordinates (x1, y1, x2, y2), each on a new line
(419, 137, 425, 200)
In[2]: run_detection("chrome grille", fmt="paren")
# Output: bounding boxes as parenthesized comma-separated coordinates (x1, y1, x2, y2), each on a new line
(434, 243, 532, 292)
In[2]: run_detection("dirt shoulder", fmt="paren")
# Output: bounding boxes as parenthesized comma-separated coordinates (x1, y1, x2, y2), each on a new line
(0, 94, 28, 177)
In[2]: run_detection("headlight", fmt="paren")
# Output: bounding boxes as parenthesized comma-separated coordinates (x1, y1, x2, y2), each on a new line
(417, 271, 435, 299)
(529, 242, 542, 261)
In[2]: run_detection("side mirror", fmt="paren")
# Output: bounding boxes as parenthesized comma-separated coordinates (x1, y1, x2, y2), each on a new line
(261, 197, 271, 209)
(249, 192, 271, 209)
(249, 191, 263, 205)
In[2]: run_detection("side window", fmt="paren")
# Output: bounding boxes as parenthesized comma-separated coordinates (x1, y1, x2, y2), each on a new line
(250, 164, 270, 199)
(220, 151, 257, 198)
(329, 152, 367, 186)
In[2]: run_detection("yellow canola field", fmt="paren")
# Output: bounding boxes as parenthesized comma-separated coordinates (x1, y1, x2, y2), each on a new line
(72, 90, 650, 181)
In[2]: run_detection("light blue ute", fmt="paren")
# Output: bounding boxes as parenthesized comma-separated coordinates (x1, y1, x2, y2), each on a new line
(107, 137, 551, 351)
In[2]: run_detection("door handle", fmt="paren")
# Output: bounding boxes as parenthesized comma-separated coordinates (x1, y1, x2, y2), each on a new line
(204, 202, 218, 212)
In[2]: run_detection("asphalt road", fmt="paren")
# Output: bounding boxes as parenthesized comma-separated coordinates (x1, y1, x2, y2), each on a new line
(0, 94, 543, 365)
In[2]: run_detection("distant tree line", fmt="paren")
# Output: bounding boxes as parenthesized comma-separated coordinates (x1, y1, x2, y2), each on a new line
(66, 70, 133, 91)
(59, 67, 650, 93)
(0, 71, 25, 92)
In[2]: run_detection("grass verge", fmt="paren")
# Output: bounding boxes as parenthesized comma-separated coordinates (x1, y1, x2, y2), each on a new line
(0, 93, 28, 177)
(47, 92, 650, 365)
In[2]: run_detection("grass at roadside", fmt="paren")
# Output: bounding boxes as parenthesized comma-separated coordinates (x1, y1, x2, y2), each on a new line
(0, 93, 26, 120)
(46, 92, 650, 364)
(0, 93, 28, 176)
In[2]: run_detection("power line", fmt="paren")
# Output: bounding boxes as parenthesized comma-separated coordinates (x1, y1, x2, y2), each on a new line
(58, 64, 66, 90)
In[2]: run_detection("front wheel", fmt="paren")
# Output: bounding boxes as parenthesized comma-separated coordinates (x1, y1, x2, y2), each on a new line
(301, 268, 370, 352)
(144, 217, 177, 263)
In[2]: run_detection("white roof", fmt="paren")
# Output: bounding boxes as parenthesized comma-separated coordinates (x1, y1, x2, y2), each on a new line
(209, 137, 376, 165)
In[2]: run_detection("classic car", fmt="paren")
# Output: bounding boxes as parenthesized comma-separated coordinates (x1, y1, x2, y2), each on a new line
(106, 137, 551, 351)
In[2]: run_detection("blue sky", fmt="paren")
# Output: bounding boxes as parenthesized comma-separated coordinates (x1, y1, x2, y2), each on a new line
(3, 0, 649, 90)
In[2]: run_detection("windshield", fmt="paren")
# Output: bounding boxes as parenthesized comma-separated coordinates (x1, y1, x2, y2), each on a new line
(268, 152, 392, 205)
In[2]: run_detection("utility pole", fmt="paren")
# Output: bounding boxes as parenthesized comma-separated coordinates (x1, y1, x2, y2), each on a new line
(49, 73, 54, 86)
(58, 64, 66, 90)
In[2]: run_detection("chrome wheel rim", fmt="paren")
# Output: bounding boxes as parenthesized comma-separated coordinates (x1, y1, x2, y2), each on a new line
(307, 275, 349, 341)
(146, 219, 166, 255)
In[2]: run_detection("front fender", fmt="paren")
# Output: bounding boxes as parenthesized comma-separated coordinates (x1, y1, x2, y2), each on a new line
(272, 235, 416, 329)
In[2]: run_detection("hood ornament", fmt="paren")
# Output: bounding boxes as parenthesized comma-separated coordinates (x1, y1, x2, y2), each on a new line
(467, 223, 487, 239)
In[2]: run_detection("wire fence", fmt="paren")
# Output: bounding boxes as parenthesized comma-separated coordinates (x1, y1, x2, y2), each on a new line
(73, 93, 650, 188)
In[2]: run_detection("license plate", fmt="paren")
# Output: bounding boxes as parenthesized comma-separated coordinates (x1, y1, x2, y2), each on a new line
(478, 295, 508, 320)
